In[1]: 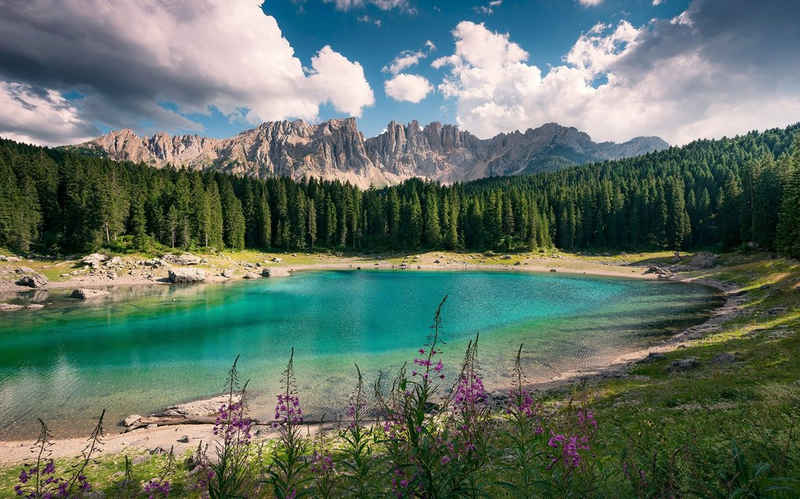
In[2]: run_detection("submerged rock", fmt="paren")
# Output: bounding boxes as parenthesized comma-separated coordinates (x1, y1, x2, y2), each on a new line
(168, 268, 206, 284)
(71, 288, 110, 300)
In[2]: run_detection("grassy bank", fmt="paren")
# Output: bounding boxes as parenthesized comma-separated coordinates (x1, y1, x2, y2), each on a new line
(1, 252, 798, 497)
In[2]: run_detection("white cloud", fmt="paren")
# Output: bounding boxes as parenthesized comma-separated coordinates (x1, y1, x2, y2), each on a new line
(383, 40, 436, 75)
(325, 0, 412, 11)
(307, 46, 375, 116)
(432, 5, 800, 144)
(383, 50, 427, 75)
(385, 74, 433, 103)
(0, 0, 374, 144)
(357, 15, 382, 27)
(653, 0, 664, 5)
(578, 0, 603, 6)
(0, 82, 98, 145)
(474, 0, 502, 15)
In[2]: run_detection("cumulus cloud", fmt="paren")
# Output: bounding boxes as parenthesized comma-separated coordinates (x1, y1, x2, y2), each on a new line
(0, 82, 99, 145)
(385, 74, 433, 103)
(432, 0, 800, 144)
(578, 0, 603, 6)
(0, 0, 374, 145)
(652, 0, 664, 5)
(383, 40, 436, 75)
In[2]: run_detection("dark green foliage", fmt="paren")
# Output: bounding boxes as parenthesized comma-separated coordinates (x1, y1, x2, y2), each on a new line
(0, 123, 799, 256)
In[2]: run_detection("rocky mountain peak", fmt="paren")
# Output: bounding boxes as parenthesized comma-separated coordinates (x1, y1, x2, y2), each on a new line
(72, 118, 668, 188)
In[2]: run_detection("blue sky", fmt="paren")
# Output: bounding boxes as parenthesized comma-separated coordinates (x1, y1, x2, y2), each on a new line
(260, 0, 689, 138)
(1, 0, 798, 146)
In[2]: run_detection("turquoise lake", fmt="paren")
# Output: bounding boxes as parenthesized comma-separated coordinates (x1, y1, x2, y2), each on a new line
(0, 270, 720, 439)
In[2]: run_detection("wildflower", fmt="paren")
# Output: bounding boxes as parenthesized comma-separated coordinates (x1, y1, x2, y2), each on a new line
(441, 455, 451, 465)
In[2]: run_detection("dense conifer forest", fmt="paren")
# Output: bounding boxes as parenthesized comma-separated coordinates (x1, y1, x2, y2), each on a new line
(1, 124, 799, 258)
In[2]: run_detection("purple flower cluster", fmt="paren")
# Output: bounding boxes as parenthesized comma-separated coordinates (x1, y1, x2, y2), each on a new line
(548, 433, 591, 468)
(14, 460, 90, 498)
(411, 348, 445, 380)
(453, 371, 486, 411)
(310, 451, 334, 475)
(143, 478, 171, 498)
(213, 401, 253, 442)
(547, 410, 597, 469)
(273, 392, 303, 427)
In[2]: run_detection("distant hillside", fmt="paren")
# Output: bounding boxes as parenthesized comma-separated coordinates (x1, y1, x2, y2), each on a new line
(67, 119, 668, 188)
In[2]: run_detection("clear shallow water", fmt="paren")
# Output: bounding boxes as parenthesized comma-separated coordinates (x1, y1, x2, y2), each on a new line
(0, 270, 720, 439)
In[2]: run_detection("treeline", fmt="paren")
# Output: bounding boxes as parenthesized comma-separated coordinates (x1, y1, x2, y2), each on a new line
(1, 124, 799, 258)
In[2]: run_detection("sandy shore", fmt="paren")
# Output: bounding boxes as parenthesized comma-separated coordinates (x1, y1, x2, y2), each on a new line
(1, 252, 724, 464)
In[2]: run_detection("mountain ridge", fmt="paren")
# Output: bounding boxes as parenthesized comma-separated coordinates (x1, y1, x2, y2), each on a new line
(71, 118, 669, 188)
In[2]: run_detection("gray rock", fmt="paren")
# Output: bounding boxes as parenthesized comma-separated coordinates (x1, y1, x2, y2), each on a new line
(25, 304, 44, 310)
(16, 273, 48, 288)
(639, 352, 667, 363)
(689, 252, 718, 269)
(668, 358, 699, 372)
(106, 256, 124, 267)
(221, 268, 234, 278)
(261, 268, 271, 277)
(243, 272, 260, 279)
(81, 253, 108, 269)
(142, 258, 165, 268)
(0, 255, 21, 262)
(71, 288, 110, 300)
(165, 253, 201, 265)
(711, 352, 738, 364)
(123, 414, 142, 427)
(168, 268, 206, 284)
(177, 435, 190, 443)
(0, 303, 23, 312)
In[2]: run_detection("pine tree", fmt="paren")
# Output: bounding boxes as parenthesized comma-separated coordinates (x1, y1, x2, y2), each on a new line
(423, 190, 441, 247)
(777, 137, 800, 258)
(307, 197, 317, 249)
(206, 181, 224, 249)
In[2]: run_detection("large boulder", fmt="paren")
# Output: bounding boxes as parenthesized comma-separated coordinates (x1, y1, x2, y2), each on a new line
(689, 252, 718, 269)
(168, 268, 206, 284)
(164, 253, 201, 265)
(261, 268, 271, 278)
(16, 273, 48, 288)
(71, 288, 110, 300)
(81, 253, 109, 269)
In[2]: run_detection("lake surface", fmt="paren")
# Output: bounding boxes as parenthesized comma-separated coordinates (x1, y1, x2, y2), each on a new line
(0, 270, 720, 439)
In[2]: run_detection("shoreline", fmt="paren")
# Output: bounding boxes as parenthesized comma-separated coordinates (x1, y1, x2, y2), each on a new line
(0, 253, 729, 464)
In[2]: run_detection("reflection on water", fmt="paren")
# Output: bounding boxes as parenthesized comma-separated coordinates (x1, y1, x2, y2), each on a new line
(0, 271, 722, 439)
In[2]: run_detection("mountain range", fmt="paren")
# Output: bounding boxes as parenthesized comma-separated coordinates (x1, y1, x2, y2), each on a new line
(71, 118, 669, 188)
